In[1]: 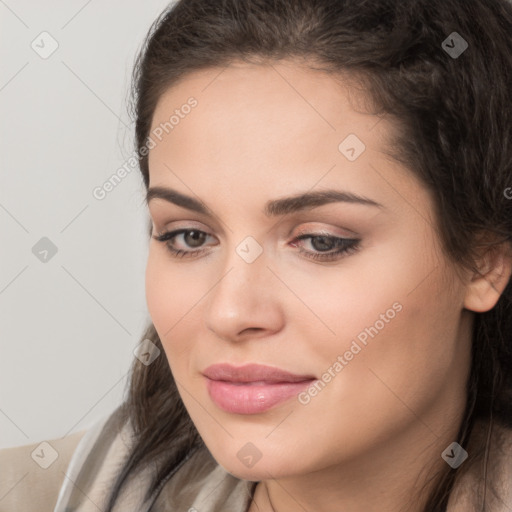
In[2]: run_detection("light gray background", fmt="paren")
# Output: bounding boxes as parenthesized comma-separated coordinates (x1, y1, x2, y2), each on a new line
(0, 0, 174, 449)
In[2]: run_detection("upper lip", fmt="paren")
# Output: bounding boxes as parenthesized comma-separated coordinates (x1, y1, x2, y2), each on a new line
(203, 363, 315, 383)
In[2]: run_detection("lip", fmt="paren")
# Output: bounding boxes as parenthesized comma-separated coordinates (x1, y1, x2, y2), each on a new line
(203, 363, 316, 414)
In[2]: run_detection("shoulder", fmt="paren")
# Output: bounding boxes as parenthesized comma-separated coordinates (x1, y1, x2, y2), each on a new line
(53, 404, 133, 511)
(0, 428, 87, 512)
(0, 405, 126, 512)
(447, 418, 512, 511)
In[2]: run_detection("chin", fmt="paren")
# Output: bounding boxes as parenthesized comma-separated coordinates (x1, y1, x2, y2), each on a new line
(214, 453, 295, 482)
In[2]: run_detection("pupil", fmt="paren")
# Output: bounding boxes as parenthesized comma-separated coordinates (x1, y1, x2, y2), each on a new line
(185, 231, 205, 247)
(312, 236, 334, 251)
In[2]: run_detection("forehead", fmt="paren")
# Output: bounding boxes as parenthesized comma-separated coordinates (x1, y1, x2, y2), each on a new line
(149, 59, 394, 161)
(147, 60, 421, 215)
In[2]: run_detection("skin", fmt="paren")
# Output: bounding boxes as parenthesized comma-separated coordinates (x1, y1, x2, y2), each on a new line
(144, 59, 512, 512)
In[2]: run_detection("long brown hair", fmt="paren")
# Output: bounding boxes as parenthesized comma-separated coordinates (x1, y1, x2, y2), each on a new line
(105, 0, 512, 510)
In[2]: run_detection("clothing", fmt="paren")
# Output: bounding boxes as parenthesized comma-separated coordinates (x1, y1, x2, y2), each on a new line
(0, 428, 87, 512)
(0, 405, 256, 512)
(1, 404, 511, 511)
(52, 404, 256, 511)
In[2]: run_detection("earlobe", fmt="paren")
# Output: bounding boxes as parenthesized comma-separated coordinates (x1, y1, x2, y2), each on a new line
(463, 242, 512, 313)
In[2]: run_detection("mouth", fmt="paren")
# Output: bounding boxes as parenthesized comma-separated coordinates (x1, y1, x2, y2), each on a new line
(202, 362, 316, 383)
(202, 363, 316, 414)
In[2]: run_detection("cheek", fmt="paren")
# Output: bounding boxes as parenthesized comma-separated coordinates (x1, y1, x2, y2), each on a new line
(276, 239, 421, 362)
(145, 250, 204, 370)
(302, 272, 463, 437)
(144, 255, 197, 393)
(288, 233, 462, 404)
(145, 251, 172, 332)
(145, 248, 202, 336)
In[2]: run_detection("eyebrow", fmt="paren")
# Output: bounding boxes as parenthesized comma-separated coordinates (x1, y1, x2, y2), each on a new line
(145, 186, 384, 216)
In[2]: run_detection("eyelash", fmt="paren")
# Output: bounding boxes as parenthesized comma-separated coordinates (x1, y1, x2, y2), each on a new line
(153, 228, 361, 262)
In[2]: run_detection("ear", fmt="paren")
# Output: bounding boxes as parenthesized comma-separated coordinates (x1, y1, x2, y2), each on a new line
(464, 240, 512, 313)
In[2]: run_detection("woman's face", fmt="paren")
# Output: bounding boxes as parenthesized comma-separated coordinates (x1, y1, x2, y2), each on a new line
(145, 60, 474, 481)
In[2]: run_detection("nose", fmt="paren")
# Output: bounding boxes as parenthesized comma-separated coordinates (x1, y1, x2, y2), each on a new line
(204, 244, 285, 342)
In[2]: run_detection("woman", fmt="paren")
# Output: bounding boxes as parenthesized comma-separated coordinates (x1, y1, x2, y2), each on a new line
(2, 0, 512, 510)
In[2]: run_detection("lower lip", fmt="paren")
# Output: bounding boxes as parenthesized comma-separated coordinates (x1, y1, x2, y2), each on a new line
(205, 377, 315, 414)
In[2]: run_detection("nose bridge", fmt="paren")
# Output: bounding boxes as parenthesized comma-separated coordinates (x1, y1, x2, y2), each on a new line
(211, 237, 268, 309)
(204, 235, 283, 339)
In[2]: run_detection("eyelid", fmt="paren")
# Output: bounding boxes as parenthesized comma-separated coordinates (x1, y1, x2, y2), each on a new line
(152, 219, 214, 235)
(291, 222, 359, 239)
(153, 221, 358, 244)
(149, 208, 226, 238)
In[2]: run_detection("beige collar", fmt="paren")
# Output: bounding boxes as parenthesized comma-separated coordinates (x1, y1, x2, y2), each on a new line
(54, 409, 512, 511)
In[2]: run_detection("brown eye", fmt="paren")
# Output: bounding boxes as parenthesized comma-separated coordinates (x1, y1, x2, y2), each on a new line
(153, 228, 216, 258)
(310, 235, 336, 252)
(184, 230, 207, 248)
(291, 233, 361, 262)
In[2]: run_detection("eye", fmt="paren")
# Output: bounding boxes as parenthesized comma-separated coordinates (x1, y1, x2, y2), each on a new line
(152, 228, 216, 258)
(152, 228, 361, 262)
(290, 233, 361, 262)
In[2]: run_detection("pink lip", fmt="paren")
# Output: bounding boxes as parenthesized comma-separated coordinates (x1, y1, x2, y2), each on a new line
(203, 363, 316, 414)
